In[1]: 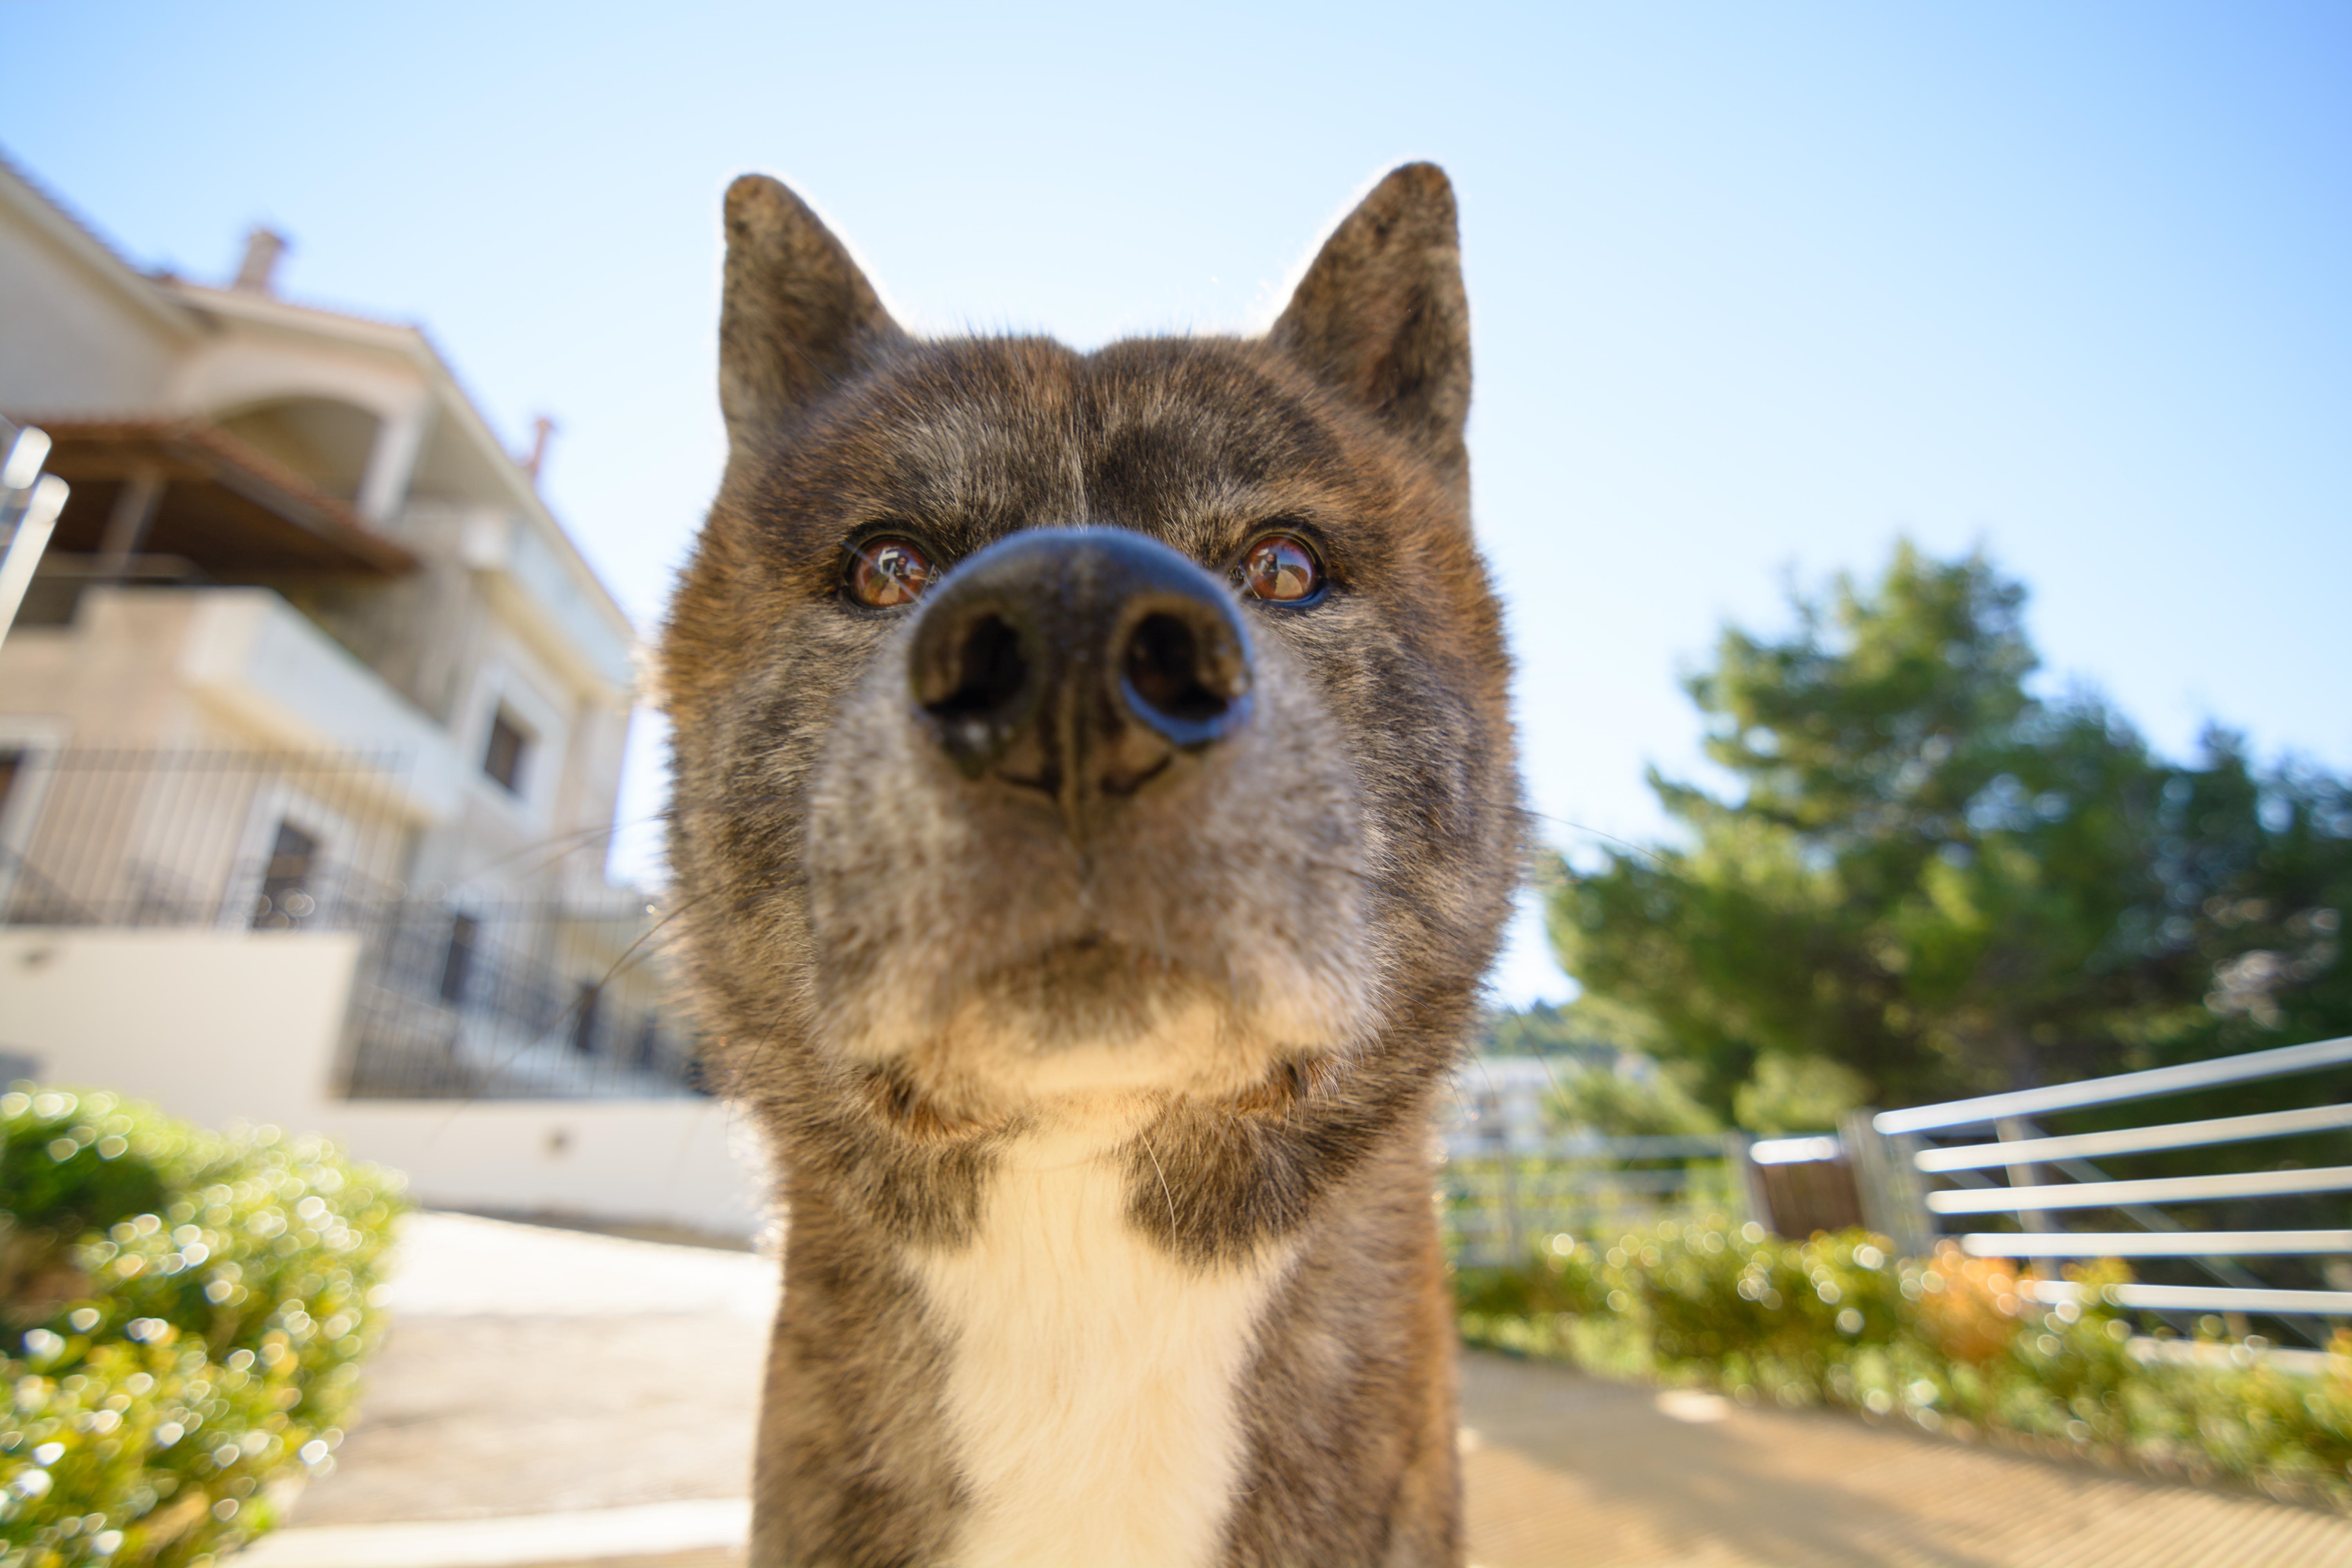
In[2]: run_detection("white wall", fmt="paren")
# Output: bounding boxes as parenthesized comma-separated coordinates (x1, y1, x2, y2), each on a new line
(0, 927, 362, 1122)
(0, 928, 766, 1239)
(315, 1099, 768, 1240)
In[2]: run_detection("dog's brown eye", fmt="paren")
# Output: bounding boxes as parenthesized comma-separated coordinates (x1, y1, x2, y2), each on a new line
(1232, 534, 1323, 604)
(847, 537, 937, 607)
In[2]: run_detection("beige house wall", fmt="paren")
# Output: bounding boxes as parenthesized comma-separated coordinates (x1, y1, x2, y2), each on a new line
(0, 570, 625, 904)
(0, 585, 472, 799)
(0, 177, 189, 418)
(0, 552, 638, 908)
(420, 615, 631, 898)
(0, 590, 212, 746)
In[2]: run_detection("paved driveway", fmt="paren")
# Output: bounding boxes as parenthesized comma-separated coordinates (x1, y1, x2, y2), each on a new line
(284, 1215, 769, 1527)
(247, 1214, 2352, 1568)
(1458, 1352, 2352, 1568)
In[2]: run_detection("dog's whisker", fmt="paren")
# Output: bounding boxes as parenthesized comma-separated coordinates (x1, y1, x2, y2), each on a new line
(1139, 1126, 1181, 1238)
(1510, 804, 1669, 869)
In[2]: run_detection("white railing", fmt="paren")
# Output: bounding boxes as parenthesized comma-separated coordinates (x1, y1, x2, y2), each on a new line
(1853, 1035, 2352, 1338)
(0, 420, 70, 648)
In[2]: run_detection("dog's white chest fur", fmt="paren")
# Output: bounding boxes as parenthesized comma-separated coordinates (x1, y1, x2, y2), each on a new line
(910, 1129, 1290, 1568)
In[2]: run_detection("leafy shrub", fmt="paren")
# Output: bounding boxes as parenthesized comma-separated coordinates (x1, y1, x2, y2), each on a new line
(1457, 1219, 2352, 1508)
(1, 1087, 406, 1566)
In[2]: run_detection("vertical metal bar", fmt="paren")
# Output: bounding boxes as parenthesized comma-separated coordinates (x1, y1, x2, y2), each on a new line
(97, 466, 165, 579)
(1998, 1116, 2060, 1234)
(1499, 1151, 1524, 1262)
(1841, 1109, 1935, 1259)
(1724, 1131, 1772, 1234)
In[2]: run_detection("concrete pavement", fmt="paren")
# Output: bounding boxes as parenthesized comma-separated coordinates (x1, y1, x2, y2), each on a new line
(242, 1213, 2352, 1568)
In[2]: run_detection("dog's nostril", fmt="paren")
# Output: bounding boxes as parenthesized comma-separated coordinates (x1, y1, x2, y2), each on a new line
(1120, 610, 1250, 747)
(925, 613, 1027, 724)
(915, 610, 1033, 775)
(1124, 614, 1223, 723)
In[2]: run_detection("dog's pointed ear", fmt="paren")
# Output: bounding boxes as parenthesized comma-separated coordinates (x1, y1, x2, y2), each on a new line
(720, 174, 904, 443)
(1270, 164, 1470, 490)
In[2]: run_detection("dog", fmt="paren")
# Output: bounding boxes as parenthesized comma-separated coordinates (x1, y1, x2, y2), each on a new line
(659, 163, 1520, 1568)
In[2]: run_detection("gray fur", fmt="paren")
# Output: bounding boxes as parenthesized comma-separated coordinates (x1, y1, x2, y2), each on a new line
(662, 163, 1519, 1566)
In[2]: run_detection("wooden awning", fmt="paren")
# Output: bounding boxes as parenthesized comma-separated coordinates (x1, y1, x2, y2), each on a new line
(27, 419, 417, 577)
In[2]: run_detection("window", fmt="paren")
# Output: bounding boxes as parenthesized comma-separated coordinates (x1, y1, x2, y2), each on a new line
(440, 913, 479, 1007)
(482, 708, 531, 794)
(252, 819, 319, 929)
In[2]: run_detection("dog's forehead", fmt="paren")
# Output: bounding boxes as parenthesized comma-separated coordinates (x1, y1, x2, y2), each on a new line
(857, 337, 1356, 554)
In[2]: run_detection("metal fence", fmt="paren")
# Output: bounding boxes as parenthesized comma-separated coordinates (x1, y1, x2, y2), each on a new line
(0, 745, 706, 1100)
(1441, 1134, 1748, 1267)
(1849, 1035, 2352, 1346)
(339, 898, 707, 1100)
(0, 747, 414, 928)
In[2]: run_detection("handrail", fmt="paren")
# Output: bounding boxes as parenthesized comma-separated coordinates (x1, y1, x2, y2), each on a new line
(1874, 1035, 2352, 1135)
(1961, 1230, 2352, 1258)
(1914, 1103, 2352, 1172)
(1749, 1135, 1844, 1165)
(1926, 1164, 2352, 1214)
(2024, 1279, 2352, 1318)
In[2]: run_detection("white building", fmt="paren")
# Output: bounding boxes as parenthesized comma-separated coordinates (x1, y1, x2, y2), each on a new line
(1443, 1055, 1564, 1157)
(0, 150, 759, 1238)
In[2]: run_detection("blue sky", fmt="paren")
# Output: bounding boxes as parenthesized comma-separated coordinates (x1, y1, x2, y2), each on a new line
(5, 2, 2347, 1006)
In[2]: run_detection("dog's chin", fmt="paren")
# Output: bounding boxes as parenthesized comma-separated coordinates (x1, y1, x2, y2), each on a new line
(972, 936, 1190, 1050)
(832, 937, 1320, 1126)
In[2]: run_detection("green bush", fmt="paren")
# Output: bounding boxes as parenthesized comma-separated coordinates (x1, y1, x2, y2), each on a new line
(0, 1087, 407, 1566)
(1457, 1219, 2352, 1508)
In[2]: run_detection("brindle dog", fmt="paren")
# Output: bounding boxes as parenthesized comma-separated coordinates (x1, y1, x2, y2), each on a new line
(661, 163, 1520, 1568)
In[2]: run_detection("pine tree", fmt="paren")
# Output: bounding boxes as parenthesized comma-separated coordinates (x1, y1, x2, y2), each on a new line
(1547, 543, 2352, 1112)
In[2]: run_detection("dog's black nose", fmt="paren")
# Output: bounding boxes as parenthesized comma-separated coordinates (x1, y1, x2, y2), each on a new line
(907, 528, 1253, 821)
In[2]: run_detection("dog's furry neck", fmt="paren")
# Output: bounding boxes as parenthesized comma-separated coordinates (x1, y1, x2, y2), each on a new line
(754, 1058, 1463, 1566)
(909, 1113, 1294, 1568)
